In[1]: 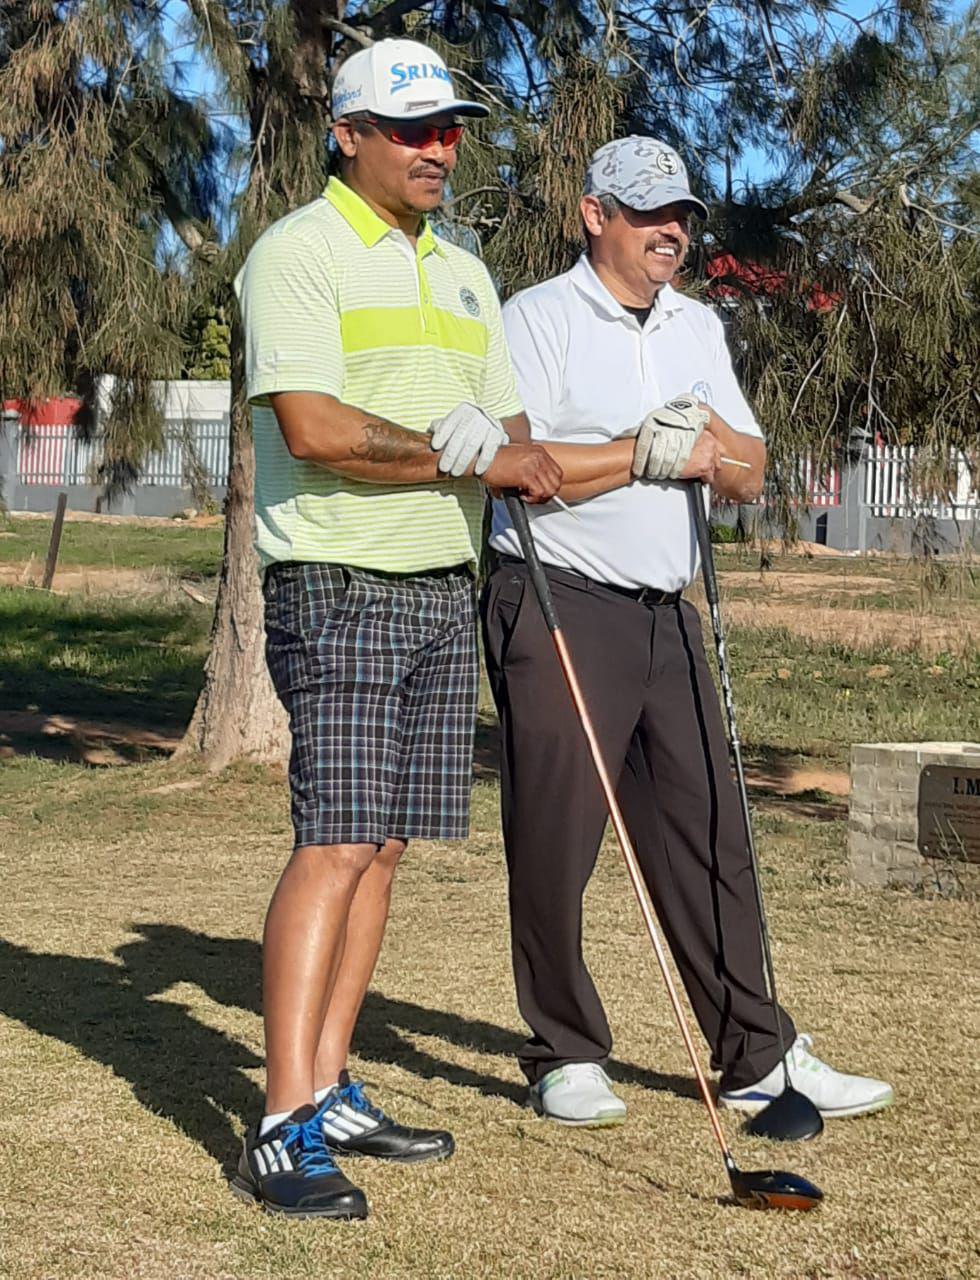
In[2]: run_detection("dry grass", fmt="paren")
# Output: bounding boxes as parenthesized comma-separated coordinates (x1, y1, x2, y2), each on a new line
(718, 600, 977, 657)
(1, 758, 978, 1280)
(709, 548, 980, 658)
(1, 530, 978, 1278)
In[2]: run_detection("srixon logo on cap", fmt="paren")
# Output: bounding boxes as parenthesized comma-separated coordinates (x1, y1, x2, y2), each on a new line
(391, 62, 452, 94)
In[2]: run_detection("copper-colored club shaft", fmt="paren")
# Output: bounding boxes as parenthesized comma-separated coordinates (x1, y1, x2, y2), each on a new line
(551, 627, 732, 1161)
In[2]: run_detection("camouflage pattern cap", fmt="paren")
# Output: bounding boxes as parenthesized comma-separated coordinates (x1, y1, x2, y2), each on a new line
(583, 136, 708, 220)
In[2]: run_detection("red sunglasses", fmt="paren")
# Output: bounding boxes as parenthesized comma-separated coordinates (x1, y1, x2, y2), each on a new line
(363, 116, 465, 150)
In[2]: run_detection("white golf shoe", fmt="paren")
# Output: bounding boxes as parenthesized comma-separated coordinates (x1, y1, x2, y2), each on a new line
(718, 1034, 894, 1119)
(529, 1063, 627, 1127)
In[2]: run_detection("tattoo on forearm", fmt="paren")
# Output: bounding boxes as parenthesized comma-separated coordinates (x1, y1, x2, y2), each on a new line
(350, 419, 430, 465)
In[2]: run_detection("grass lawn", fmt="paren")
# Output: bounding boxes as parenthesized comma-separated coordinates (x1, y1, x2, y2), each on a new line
(0, 587, 210, 731)
(0, 513, 224, 578)
(0, 520, 978, 1279)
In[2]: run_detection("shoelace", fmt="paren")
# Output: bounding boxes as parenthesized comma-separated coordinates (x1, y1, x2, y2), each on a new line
(335, 1078, 387, 1122)
(580, 1064, 610, 1085)
(278, 1112, 340, 1177)
(552, 1063, 610, 1089)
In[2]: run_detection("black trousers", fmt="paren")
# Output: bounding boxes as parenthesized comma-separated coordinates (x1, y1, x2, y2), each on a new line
(481, 560, 795, 1090)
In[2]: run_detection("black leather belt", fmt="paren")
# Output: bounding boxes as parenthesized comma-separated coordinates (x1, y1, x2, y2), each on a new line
(269, 560, 470, 582)
(499, 556, 681, 607)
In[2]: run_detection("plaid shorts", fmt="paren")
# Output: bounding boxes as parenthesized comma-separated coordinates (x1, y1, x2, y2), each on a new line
(263, 561, 478, 848)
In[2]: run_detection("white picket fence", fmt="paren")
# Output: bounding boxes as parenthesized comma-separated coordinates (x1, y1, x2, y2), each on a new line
(864, 444, 980, 518)
(14, 425, 979, 526)
(16, 420, 230, 489)
(795, 453, 841, 507)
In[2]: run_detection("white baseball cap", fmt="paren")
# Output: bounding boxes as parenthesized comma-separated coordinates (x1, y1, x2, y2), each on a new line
(331, 39, 489, 121)
(584, 136, 708, 220)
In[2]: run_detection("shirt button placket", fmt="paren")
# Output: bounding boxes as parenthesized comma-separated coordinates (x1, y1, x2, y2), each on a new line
(416, 249, 433, 333)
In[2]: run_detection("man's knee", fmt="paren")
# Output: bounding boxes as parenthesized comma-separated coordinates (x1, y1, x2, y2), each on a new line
(289, 841, 380, 882)
(374, 838, 407, 876)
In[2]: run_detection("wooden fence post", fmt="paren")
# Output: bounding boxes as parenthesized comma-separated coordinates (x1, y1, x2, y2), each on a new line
(42, 492, 68, 590)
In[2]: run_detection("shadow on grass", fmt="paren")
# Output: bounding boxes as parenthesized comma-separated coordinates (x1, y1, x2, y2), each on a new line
(0, 590, 206, 734)
(0, 924, 696, 1170)
(473, 710, 501, 781)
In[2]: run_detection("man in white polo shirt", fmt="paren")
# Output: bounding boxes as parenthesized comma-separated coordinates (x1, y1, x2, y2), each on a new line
(479, 137, 893, 1127)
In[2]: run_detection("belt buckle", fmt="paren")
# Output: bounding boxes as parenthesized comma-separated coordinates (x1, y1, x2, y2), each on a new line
(636, 586, 654, 606)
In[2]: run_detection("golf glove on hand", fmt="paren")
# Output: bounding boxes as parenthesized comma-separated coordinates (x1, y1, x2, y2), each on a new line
(429, 402, 508, 478)
(631, 395, 710, 481)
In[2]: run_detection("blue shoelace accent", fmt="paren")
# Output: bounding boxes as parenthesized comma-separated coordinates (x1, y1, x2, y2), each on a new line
(280, 1113, 340, 1177)
(336, 1078, 387, 1123)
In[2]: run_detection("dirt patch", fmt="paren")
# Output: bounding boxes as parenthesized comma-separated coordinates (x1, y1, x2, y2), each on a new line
(746, 763, 850, 797)
(719, 598, 977, 655)
(717, 538, 846, 558)
(720, 570, 900, 595)
(0, 710, 180, 764)
(0, 562, 184, 596)
(7, 510, 223, 528)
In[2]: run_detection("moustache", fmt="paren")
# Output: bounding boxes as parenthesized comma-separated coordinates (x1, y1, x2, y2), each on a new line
(410, 165, 448, 179)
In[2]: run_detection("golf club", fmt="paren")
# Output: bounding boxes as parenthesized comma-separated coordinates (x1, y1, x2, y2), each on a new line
(688, 485, 824, 1143)
(504, 493, 823, 1211)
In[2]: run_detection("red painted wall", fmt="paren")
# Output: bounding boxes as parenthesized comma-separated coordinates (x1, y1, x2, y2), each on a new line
(2, 397, 84, 425)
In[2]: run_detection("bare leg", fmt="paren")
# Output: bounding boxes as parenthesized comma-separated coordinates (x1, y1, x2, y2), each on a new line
(262, 842, 378, 1115)
(313, 838, 406, 1091)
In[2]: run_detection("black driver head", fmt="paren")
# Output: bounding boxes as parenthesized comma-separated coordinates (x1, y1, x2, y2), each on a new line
(746, 1086, 824, 1141)
(730, 1167, 824, 1212)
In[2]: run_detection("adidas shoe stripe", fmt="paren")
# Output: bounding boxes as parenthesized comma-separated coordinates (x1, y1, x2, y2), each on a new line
(321, 1102, 380, 1141)
(254, 1138, 293, 1175)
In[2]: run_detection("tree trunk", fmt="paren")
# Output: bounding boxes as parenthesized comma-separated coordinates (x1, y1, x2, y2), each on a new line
(177, 324, 289, 769)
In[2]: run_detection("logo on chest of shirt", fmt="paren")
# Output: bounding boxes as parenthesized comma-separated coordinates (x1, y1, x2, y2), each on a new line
(691, 380, 713, 405)
(459, 286, 481, 317)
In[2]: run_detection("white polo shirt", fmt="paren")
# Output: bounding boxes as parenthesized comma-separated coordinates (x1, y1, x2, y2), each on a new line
(490, 255, 763, 590)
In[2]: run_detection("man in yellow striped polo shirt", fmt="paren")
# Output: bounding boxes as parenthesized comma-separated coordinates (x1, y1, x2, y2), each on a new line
(230, 38, 561, 1221)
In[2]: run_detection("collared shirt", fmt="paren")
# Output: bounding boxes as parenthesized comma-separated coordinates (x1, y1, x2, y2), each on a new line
(236, 177, 522, 570)
(490, 255, 763, 591)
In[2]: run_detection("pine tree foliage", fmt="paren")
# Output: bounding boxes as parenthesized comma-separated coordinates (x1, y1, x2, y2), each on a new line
(2, 0, 976, 761)
(412, 1, 978, 509)
(0, 0, 223, 492)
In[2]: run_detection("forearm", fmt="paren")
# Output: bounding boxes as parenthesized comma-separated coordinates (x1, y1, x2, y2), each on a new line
(271, 391, 460, 484)
(270, 392, 562, 502)
(540, 438, 634, 502)
(501, 412, 531, 444)
(704, 409, 766, 501)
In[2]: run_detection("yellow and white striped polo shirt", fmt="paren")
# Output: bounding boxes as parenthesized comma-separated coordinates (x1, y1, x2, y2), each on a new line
(235, 177, 523, 570)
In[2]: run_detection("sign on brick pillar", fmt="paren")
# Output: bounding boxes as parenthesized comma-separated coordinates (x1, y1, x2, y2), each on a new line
(849, 743, 980, 890)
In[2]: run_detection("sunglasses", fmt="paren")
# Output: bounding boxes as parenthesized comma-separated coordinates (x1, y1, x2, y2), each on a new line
(362, 116, 465, 150)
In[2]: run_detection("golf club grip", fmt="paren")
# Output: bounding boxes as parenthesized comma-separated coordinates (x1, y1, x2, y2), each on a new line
(504, 493, 560, 633)
(689, 486, 719, 606)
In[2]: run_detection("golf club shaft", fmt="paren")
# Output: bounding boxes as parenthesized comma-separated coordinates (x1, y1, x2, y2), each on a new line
(688, 487, 792, 1076)
(504, 493, 734, 1166)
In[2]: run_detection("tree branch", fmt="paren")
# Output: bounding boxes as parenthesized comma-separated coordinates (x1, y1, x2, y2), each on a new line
(357, 0, 430, 39)
(159, 184, 220, 259)
(833, 189, 874, 215)
(443, 185, 512, 206)
(322, 16, 374, 48)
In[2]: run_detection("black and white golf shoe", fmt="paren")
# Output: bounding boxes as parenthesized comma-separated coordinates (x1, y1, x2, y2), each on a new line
(317, 1072, 455, 1164)
(230, 1104, 368, 1219)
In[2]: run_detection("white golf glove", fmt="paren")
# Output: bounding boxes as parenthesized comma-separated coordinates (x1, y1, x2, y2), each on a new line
(631, 395, 710, 481)
(429, 402, 508, 478)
